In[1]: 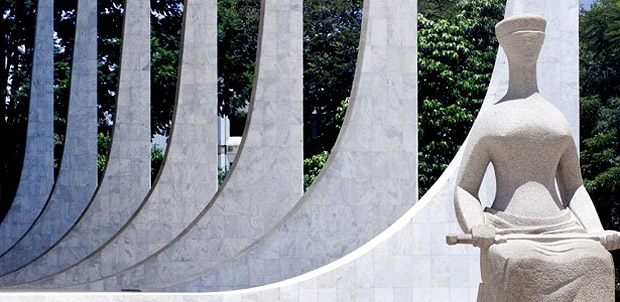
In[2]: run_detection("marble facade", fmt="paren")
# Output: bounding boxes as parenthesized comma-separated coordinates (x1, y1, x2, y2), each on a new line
(0, 0, 587, 300)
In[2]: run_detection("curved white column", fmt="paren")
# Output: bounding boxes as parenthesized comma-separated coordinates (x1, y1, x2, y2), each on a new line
(0, 0, 55, 256)
(0, 0, 98, 276)
(0, 0, 151, 286)
(155, 0, 418, 291)
(4, 0, 220, 289)
(16, 0, 304, 290)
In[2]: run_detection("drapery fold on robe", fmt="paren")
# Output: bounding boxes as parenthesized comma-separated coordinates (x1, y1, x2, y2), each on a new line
(478, 209, 614, 302)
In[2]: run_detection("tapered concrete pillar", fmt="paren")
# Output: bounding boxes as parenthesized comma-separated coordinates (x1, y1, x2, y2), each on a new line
(156, 0, 418, 291)
(0, 0, 98, 276)
(9, 0, 219, 288)
(2, 0, 417, 295)
(0, 0, 55, 255)
(0, 0, 152, 286)
(39, 0, 305, 290)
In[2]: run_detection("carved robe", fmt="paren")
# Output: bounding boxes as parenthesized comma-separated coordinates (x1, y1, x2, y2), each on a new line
(478, 209, 614, 302)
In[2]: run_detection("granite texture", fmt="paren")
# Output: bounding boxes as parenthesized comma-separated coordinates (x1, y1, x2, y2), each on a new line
(152, 0, 418, 291)
(455, 14, 616, 301)
(0, 0, 98, 275)
(0, 0, 151, 286)
(0, 0, 55, 255)
(414, 0, 583, 299)
(43, 0, 304, 291)
(9, 0, 220, 288)
(470, 0, 581, 211)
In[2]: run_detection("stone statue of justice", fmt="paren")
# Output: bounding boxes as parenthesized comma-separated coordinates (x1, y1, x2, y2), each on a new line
(447, 14, 620, 301)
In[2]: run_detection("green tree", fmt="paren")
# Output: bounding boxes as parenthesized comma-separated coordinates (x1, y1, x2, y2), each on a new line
(151, 144, 164, 182)
(150, 0, 184, 136)
(579, 0, 620, 237)
(303, 150, 329, 190)
(302, 97, 348, 189)
(580, 0, 620, 100)
(0, 0, 37, 216)
(579, 0, 620, 294)
(97, 131, 112, 175)
(303, 0, 362, 157)
(418, 0, 504, 194)
(302, 0, 503, 191)
(418, 0, 460, 20)
(218, 0, 260, 121)
(581, 97, 620, 229)
(218, 166, 230, 186)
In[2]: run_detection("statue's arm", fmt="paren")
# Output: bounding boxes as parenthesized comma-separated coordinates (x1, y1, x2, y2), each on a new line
(557, 141, 604, 232)
(455, 131, 491, 233)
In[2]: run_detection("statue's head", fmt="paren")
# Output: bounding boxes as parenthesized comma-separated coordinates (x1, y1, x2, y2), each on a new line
(495, 14, 546, 68)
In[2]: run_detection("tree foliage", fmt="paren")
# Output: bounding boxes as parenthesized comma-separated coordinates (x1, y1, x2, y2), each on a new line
(580, 0, 620, 100)
(580, 0, 620, 232)
(418, 0, 504, 194)
(303, 0, 362, 157)
(302, 97, 348, 189)
(303, 150, 329, 191)
(579, 0, 620, 291)
(418, 0, 460, 20)
(302, 0, 504, 191)
(151, 144, 164, 183)
(0, 0, 37, 215)
(150, 0, 184, 136)
(218, 0, 260, 120)
(97, 131, 111, 174)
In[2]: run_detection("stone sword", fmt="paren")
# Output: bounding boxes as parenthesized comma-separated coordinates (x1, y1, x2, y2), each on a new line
(446, 233, 620, 251)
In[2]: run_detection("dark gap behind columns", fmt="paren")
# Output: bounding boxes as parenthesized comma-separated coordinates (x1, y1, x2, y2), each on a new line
(97, 0, 125, 179)
(150, 0, 184, 182)
(303, 0, 362, 158)
(417, 0, 505, 195)
(0, 1, 37, 220)
(217, 0, 260, 134)
(53, 0, 77, 180)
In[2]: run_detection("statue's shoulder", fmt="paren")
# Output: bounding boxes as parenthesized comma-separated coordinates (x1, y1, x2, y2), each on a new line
(473, 96, 573, 146)
(469, 108, 500, 138)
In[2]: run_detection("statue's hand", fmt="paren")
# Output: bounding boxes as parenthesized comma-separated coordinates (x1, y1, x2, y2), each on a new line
(470, 224, 496, 249)
(600, 230, 620, 251)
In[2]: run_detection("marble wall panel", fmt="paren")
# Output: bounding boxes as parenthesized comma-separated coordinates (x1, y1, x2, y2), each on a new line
(3, 0, 220, 288)
(0, 179, 467, 302)
(0, 0, 151, 286)
(15, 0, 304, 290)
(0, 0, 55, 255)
(0, 0, 98, 275)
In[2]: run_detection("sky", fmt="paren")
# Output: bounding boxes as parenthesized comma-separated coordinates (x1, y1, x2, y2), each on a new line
(580, 0, 597, 10)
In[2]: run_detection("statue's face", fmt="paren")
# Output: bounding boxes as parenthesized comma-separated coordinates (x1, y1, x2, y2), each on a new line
(498, 30, 545, 67)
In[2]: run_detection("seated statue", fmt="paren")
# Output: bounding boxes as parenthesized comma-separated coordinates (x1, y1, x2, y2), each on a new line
(453, 14, 620, 301)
